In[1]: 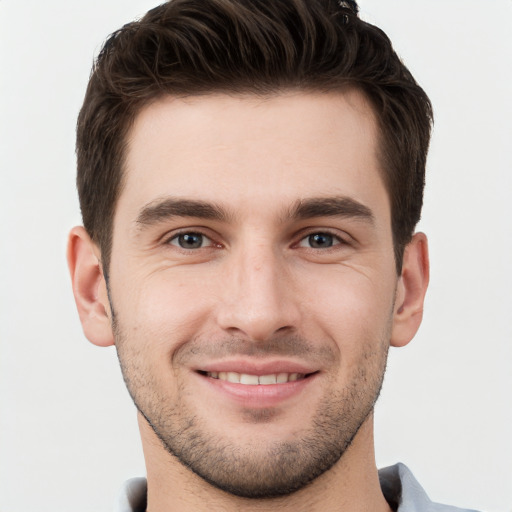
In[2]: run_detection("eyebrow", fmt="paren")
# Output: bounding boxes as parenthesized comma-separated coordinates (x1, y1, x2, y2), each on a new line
(287, 196, 375, 224)
(135, 195, 374, 228)
(136, 197, 231, 226)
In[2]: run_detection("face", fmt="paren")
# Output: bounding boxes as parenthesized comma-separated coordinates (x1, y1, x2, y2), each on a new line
(108, 91, 399, 497)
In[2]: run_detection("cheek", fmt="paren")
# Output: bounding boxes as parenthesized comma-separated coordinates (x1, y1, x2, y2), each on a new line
(304, 266, 395, 352)
(113, 270, 220, 351)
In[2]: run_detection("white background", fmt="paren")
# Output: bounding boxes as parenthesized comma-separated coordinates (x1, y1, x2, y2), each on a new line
(1, 1, 511, 511)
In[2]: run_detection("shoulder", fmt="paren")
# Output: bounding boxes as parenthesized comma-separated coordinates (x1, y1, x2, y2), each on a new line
(114, 477, 147, 512)
(379, 463, 480, 512)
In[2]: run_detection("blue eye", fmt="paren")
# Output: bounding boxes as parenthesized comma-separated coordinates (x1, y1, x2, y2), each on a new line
(169, 232, 211, 249)
(299, 232, 339, 249)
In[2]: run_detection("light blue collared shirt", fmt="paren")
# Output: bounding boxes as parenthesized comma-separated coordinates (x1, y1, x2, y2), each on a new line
(115, 463, 479, 512)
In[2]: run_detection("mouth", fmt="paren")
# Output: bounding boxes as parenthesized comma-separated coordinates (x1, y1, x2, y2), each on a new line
(194, 366, 319, 408)
(198, 371, 314, 385)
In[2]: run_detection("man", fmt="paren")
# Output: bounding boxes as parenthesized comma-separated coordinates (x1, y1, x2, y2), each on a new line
(67, 0, 477, 510)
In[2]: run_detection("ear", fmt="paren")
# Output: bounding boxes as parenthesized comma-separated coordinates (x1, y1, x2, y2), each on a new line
(390, 232, 429, 348)
(67, 226, 114, 347)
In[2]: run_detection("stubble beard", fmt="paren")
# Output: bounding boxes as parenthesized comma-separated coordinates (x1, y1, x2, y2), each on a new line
(113, 321, 390, 499)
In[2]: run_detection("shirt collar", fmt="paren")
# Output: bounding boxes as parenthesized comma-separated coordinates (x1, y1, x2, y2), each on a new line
(115, 463, 477, 512)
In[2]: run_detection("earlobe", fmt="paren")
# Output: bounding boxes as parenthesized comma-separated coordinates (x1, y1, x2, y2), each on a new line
(67, 226, 114, 347)
(390, 232, 429, 348)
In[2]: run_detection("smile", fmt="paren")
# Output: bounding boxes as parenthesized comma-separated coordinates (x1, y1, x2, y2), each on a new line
(205, 371, 306, 385)
(195, 367, 319, 407)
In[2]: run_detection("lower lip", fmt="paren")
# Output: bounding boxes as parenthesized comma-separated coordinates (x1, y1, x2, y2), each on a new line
(196, 373, 317, 408)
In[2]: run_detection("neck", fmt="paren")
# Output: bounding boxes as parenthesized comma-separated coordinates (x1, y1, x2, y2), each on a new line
(138, 413, 392, 512)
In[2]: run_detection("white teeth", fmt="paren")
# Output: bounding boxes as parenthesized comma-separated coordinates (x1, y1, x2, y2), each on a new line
(206, 371, 305, 385)
(240, 373, 259, 385)
(259, 374, 277, 385)
(226, 372, 240, 383)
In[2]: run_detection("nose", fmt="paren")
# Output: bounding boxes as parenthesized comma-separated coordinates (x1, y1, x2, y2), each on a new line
(216, 243, 300, 342)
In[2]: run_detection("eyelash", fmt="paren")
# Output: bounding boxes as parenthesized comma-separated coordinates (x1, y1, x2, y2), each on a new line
(164, 229, 349, 251)
(295, 230, 347, 250)
(166, 231, 218, 250)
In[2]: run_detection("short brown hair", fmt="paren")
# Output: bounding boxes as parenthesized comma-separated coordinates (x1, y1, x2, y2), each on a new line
(76, 0, 433, 272)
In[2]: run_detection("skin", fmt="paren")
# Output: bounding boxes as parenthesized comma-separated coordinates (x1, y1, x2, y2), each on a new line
(68, 90, 429, 511)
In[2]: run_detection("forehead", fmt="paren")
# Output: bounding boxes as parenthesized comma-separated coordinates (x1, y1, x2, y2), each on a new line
(119, 90, 388, 224)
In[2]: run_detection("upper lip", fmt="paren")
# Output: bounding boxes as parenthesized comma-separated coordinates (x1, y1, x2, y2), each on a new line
(195, 359, 319, 376)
